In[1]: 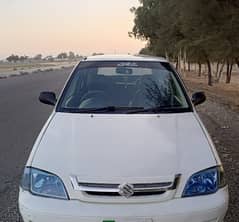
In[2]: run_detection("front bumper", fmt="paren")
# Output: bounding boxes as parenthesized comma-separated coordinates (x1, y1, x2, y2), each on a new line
(19, 187, 228, 222)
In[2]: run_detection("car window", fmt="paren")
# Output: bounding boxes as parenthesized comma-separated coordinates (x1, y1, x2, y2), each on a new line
(57, 61, 190, 113)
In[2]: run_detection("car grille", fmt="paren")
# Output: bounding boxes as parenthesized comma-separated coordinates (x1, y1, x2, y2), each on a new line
(85, 190, 166, 196)
(70, 176, 180, 197)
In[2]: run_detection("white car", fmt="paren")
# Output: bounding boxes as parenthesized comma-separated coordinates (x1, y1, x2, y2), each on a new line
(19, 55, 228, 222)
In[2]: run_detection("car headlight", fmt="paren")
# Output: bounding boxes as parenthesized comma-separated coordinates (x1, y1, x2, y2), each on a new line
(182, 166, 226, 198)
(20, 167, 69, 200)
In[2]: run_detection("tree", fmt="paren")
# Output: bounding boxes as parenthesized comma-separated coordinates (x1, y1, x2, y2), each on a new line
(19, 55, 28, 62)
(6, 54, 19, 63)
(33, 54, 42, 60)
(68, 51, 75, 59)
(131, 0, 239, 85)
(57, 52, 68, 59)
(75, 54, 84, 60)
(139, 46, 153, 55)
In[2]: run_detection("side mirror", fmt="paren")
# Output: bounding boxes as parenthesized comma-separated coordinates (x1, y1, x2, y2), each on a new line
(39, 91, 57, 106)
(192, 92, 206, 106)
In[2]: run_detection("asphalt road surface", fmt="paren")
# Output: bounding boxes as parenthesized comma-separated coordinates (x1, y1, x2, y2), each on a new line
(0, 68, 238, 221)
(0, 68, 71, 221)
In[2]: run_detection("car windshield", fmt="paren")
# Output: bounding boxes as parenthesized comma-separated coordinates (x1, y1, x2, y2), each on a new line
(57, 61, 191, 113)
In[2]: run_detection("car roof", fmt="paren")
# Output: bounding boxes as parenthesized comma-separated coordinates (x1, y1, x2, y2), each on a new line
(84, 54, 168, 62)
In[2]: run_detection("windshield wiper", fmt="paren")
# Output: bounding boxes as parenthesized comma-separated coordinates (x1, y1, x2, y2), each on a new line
(63, 106, 145, 113)
(127, 106, 186, 114)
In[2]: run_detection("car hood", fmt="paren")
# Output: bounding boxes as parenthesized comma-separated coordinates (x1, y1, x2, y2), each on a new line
(32, 112, 216, 193)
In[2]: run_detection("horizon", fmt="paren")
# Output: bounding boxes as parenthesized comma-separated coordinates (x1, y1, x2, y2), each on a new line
(0, 0, 145, 60)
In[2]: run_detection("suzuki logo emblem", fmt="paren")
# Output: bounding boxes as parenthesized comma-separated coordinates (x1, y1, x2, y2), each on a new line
(118, 183, 134, 198)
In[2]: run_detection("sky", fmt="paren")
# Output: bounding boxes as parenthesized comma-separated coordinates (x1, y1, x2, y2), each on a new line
(0, 0, 145, 59)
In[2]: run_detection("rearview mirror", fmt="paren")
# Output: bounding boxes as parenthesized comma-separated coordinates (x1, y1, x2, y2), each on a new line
(116, 67, 133, 75)
(192, 92, 206, 106)
(39, 91, 57, 106)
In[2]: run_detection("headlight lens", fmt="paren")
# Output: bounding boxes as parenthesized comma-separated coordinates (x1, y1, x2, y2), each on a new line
(20, 167, 69, 200)
(182, 166, 226, 198)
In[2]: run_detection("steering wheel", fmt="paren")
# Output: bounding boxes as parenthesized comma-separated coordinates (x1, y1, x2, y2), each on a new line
(79, 91, 109, 108)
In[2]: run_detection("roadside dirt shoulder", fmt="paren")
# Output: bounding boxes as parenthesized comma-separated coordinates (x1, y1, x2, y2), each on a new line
(185, 77, 239, 221)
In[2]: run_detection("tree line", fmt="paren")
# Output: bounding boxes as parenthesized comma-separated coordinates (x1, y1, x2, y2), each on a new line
(6, 52, 83, 63)
(130, 0, 239, 85)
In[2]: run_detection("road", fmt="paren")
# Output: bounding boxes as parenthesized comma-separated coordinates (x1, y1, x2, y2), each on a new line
(0, 69, 238, 221)
(0, 68, 71, 221)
